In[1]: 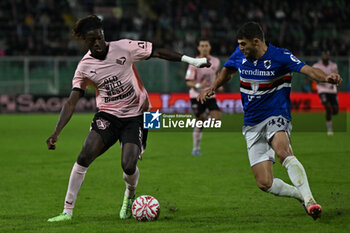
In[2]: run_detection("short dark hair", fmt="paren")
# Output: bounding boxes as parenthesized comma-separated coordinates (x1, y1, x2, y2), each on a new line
(72, 15, 102, 40)
(197, 37, 210, 45)
(237, 22, 264, 41)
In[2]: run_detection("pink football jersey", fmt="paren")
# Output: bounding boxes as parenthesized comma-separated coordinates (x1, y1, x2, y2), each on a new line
(72, 40, 152, 118)
(185, 55, 220, 98)
(312, 60, 338, 94)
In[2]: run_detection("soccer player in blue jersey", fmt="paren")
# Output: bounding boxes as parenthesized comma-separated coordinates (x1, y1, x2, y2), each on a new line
(198, 22, 342, 220)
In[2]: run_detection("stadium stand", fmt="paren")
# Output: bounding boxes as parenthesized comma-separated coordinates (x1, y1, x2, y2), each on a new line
(0, 0, 349, 95)
(0, 0, 349, 57)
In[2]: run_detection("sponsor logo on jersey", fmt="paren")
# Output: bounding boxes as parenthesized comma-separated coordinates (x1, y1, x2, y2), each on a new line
(247, 95, 261, 102)
(103, 89, 134, 103)
(264, 60, 271, 69)
(239, 68, 275, 76)
(116, 57, 126, 65)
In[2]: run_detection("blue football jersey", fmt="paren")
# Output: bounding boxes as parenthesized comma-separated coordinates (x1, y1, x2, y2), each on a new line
(224, 44, 306, 125)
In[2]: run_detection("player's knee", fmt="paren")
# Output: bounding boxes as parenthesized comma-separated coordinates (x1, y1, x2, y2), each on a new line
(77, 151, 95, 167)
(275, 149, 290, 161)
(77, 154, 90, 167)
(257, 180, 272, 192)
(122, 163, 136, 176)
(121, 143, 139, 175)
(121, 159, 137, 175)
(332, 106, 339, 115)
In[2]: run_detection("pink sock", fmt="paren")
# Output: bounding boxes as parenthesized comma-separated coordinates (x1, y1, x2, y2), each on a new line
(193, 126, 203, 150)
(63, 162, 88, 215)
(123, 167, 139, 198)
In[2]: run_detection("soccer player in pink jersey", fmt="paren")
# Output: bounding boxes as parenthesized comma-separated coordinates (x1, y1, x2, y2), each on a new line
(312, 50, 339, 135)
(185, 38, 222, 155)
(46, 15, 210, 222)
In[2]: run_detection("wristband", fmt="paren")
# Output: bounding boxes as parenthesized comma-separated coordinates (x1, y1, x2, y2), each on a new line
(181, 55, 207, 67)
(181, 55, 195, 64)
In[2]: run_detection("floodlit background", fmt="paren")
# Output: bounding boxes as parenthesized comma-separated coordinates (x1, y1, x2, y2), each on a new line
(0, 1, 349, 233)
(0, 0, 349, 95)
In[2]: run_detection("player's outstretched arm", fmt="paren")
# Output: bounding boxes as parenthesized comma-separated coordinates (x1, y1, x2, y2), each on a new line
(151, 48, 210, 68)
(197, 67, 236, 103)
(46, 90, 82, 150)
(300, 65, 342, 85)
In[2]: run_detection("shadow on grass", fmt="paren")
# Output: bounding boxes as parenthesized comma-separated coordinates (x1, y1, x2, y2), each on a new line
(318, 207, 349, 224)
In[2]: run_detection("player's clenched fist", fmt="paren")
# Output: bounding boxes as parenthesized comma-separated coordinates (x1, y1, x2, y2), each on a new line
(327, 73, 342, 85)
(46, 135, 57, 150)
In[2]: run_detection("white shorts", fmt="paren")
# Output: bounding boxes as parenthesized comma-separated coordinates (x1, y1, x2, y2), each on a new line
(242, 115, 292, 167)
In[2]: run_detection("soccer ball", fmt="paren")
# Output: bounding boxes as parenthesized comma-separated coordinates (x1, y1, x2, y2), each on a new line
(132, 195, 160, 221)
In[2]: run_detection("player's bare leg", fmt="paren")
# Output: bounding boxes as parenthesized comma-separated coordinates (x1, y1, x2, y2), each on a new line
(325, 103, 334, 135)
(271, 131, 322, 220)
(48, 130, 106, 222)
(120, 143, 140, 219)
(252, 160, 273, 191)
(208, 110, 221, 121)
(192, 126, 202, 155)
(192, 114, 205, 155)
(252, 160, 302, 200)
(325, 102, 338, 135)
(121, 142, 140, 198)
(332, 103, 339, 116)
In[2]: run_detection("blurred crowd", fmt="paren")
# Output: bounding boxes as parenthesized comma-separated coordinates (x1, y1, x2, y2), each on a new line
(1, 0, 350, 57)
(0, 0, 78, 56)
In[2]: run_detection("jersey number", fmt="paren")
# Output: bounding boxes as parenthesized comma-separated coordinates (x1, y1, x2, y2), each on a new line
(268, 117, 286, 127)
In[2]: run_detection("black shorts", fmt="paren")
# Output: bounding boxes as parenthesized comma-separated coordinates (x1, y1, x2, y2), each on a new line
(190, 98, 220, 118)
(90, 112, 148, 152)
(319, 93, 338, 106)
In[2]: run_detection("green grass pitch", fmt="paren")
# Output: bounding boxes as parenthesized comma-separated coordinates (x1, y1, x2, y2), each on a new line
(0, 113, 349, 233)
